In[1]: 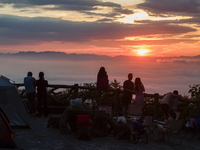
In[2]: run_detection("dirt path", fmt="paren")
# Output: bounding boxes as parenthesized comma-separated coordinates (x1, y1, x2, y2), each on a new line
(10, 114, 199, 150)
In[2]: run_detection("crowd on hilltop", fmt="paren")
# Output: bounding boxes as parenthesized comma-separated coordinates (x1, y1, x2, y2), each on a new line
(23, 66, 184, 142)
(24, 67, 182, 121)
(97, 67, 181, 112)
(97, 66, 183, 142)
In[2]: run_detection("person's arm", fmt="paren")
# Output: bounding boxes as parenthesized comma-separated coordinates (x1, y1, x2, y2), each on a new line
(172, 94, 182, 99)
(123, 82, 134, 93)
(163, 92, 170, 97)
(33, 78, 36, 90)
(46, 80, 48, 87)
(164, 118, 173, 128)
(141, 84, 145, 92)
(97, 76, 99, 89)
(35, 80, 37, 87)
(105, 75, 109, 89)
(157, 120, 165, 125)
(124, 87, 134, 93)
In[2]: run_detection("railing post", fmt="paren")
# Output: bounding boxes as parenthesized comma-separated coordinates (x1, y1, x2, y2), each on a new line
(154, 93, 159, 120)
(73, 84, 79, 98)
(198, 98, 200, 118)
(115, 89, 120, 112)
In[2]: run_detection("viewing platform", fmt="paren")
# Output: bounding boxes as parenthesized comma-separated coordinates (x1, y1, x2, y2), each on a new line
(12, 114, 199, 150)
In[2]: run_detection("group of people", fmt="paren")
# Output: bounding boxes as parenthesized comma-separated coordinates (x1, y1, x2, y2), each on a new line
(96, 66, 182, 141)
(65, 66, 182, 142)
(96, 67, 145, 117)
(122, 73, 145, 116)
(24, 71, 48, 117)
(24, 66, 181, 122)
(96, 66, 181, 115)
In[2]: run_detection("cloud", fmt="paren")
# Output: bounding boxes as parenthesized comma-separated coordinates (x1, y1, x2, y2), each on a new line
(156, 57, 200, 65)
(0, 14, 196, 45)
(0, 0, 133, 18)
(137, 0, 200, 17)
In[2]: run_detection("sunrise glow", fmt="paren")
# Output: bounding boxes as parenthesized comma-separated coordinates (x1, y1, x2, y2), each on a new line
(136, 49, 149, 56)
(0, 0, 199, 57)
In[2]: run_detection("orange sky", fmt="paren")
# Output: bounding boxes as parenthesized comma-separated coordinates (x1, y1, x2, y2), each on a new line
(0, 0, 200, 57)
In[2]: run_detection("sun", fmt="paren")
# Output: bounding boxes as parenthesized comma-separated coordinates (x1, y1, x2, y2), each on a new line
(137, 49, 149, 56)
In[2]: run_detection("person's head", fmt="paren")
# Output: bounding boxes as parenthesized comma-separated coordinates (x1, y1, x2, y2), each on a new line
(173, 90, 179, 95)
(135, 77, 142, 91)
(135, 77, 142, 85)
(27, 72, 32, 77)
(168, 109, 176, 119)
(39, 72, 44, 79)
(98, 67, 107, 77)
(128, 73, 133, 81)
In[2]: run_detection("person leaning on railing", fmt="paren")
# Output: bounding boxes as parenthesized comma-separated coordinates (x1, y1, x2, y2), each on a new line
(160, 90, 182, 119)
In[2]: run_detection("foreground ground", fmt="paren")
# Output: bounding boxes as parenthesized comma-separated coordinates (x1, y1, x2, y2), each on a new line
(8, 114, 200, 150)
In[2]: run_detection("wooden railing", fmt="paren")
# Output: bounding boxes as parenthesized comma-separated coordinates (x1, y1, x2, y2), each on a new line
(15, 83, 200, 119)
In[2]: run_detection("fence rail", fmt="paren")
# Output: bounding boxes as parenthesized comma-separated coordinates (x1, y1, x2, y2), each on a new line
(15, 83, 200, 119)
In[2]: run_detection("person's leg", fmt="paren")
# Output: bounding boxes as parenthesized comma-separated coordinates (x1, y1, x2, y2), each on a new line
(164, 105, 169, 119)
(123, 104, 128, 117)
(37, 96, 42, 116)
(161, 130, 166, 141)
(26, 93, 32, 114)
(29, 92, 36, 115)
(156, 125, 163, 141)
(43, 95, 48, 117)
(160, 104, 169, 119)
(156, 130, 161, 140)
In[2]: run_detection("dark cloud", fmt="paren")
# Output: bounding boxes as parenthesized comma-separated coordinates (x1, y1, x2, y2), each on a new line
(81, 11, 120, 18)
(0, 0, 132, 17)
(97, 18, 114, 22)
(137, 0, 200, 17)
(0, 14, 196, 45)
(174, 68, 200, 78)
(157, 57, 200, 65)
(81, 7, 133, 18)
(113, 7, 133, 15)
(175, 17, 200, 24)
(183, 34, 200, 38)
(0, 0, 119, 7)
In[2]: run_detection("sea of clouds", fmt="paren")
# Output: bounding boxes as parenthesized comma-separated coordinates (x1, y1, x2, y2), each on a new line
(0, 53, 200, 96)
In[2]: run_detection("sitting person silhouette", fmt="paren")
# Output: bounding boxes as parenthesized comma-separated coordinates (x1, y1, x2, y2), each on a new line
(156, 109, 176, 141)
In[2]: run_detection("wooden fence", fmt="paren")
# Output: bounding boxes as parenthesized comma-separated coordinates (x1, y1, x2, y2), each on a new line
(15, 83, 200, 119)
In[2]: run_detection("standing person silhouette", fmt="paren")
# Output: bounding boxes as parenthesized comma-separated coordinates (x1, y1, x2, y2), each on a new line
(134, 77, 145, 105)
(24, 72, 36, 116)
(97, 67, 109, 95)
(36, 72, 48, 117)
(122, 73, 134, 117)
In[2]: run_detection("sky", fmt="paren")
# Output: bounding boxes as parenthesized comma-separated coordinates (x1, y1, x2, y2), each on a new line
(0, 0, 200, 57)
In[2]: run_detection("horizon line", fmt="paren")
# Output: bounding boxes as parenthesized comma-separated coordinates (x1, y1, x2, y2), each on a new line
(0, 51, 200, 58)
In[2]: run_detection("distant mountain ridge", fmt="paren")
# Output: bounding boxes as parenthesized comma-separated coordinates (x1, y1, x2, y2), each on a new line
(0, 51, 111, 61)
(0, 51, 199, 61)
